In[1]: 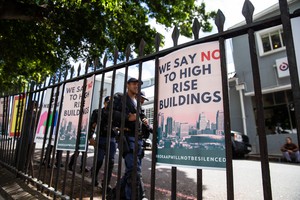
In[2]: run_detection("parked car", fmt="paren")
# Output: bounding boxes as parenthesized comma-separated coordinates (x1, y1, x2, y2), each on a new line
(231, 131, 252, 158)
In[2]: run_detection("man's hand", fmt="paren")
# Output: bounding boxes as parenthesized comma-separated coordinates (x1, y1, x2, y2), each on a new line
(89, 138, 96, 146)
(128, 113, 136, 121)
(142, 118, 148, 125)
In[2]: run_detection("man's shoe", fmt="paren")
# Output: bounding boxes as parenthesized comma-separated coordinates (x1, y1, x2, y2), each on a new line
(55, 163, 64, 168)
(80, 167, 89, 173)
(100, 183, 112, 192)
(94, 180, 99, 187)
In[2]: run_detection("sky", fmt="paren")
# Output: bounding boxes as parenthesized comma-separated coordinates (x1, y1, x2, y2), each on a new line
(155, 0, 280, 47)
(131, 0, 281, 79)
(203, 0, 279, 30)
(73, 0, 280, 79)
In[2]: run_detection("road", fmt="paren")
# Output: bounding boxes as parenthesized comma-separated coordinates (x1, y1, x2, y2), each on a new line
(83, 146, 300, 199)
(137, 150, 300, 200)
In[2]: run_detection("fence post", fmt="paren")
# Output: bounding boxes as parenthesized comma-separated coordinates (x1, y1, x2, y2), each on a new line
(243, 0, 272, 199)
(279, 0, 300, 148)
(16, 82, 35, 171)
(215, 9, 234, 200)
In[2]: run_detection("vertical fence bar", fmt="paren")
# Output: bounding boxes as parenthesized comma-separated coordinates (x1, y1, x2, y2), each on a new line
(39, 77, 56, 183)
(16, 82, 35, 172)
(33, 82, 47, 179)
(16, 82, 31, 171)
(131, 39, 146, 200)
(103, 66, 117, 199)
(171, 167, 177, 200)
(10, 90, 22, 166)
(279, 0, 300, 147)
(79, 62, 91, 200)
(69, 65, 82, 199)
(151, 33, 161, 200)
(25, 85, 41, 176)
(3, 96, 10, 164)
(0, 95, 6, 160)
(48, 76, 61, 179)
(61, 69, 72, 197)
(90, 56, 107, 199)
(48, 73, 64, 190)
(70, 63, 89, 199)
(243, 1, 272, 199)
(215, 9, 234, 200)
(52, 72, 67, 200)
(116, 53, 129, 200)
(192, 17, 204, 200)
(3, 95, 8, 162)
(103, 48, 119, 199)
(171, 25, 180, 200)
(13, 87, 26, 167)
(197, 169, 203, 200)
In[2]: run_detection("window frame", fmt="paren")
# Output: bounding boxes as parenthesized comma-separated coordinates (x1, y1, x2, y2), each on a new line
(255, 25, 286, 57)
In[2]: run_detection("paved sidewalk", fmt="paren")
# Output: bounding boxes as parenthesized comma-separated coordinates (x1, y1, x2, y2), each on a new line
(0, 153, 289, 200)
(0, 165, 51, 200)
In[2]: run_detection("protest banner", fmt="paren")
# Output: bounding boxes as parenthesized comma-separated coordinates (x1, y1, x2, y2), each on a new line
(157, 41, 226, 169)
(34, 87, 62, 148)
(9, 94, 26, 137)
(56, 76, 94, 151)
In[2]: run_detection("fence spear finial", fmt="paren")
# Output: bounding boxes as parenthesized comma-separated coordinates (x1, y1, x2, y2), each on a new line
(172, 25, 179, 46)
(155, 33, 161, 52)
(215, 9, 225, 33)
(242, 0, 255, 24)
(192, 18, 201, 40)
(77, 63, 81, 77)
(139, 38, 146, 57)
(113, 47, 119, 65)
(125, 44, 131, 62)
(70, 66, 75, 79)
(103, 55, 107, 68)
(85, 60, 89, 74)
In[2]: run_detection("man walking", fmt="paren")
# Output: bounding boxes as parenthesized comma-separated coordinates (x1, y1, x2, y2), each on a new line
(92, 96, 117, 189)
(111, 78, 148, 200)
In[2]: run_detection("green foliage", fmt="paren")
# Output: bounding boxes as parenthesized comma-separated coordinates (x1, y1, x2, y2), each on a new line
(0, 0, 216, 93)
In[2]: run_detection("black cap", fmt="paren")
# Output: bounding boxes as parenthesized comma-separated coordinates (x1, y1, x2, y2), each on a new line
(127, 78, 143, 85)
(140, 91, 149, 101)
(104, 96, 110, 103)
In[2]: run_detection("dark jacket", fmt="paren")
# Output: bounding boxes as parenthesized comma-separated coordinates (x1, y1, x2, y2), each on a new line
(281, 143, 299, 152)
(89, 107, 116, 139)
(112, 92, 151, 138)
(112, 93, 139, 137)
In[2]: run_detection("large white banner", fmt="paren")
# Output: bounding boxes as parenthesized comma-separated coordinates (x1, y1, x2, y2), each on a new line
(56, 76, 94, 151)
(34, 87, 62, 148)
(157, 41, 226, 169)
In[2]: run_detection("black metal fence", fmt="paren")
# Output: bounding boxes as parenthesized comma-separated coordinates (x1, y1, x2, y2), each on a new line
(0, 0, 300, 199)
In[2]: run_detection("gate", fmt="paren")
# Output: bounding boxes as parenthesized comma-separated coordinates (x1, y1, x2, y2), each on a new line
(0, 0, 300, 199)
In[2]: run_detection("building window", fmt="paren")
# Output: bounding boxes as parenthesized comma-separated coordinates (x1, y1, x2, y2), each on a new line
(252, 90, 295, 135)
(145, 107, 154, 126)
(256, 25, 285, 56)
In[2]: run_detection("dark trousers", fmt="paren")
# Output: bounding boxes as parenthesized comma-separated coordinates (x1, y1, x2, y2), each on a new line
(94, 137, 117, 185)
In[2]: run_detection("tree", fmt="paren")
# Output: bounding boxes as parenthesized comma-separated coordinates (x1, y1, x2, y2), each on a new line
(0, 0, 216, 92)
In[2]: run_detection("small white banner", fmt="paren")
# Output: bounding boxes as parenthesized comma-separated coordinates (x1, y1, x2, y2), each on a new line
(276, 57, 289, 78)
